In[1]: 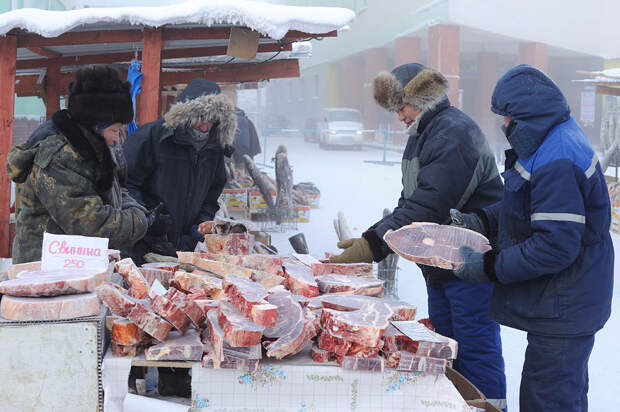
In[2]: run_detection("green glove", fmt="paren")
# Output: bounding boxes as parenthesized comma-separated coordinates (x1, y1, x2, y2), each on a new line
(329, 237, 374, 263)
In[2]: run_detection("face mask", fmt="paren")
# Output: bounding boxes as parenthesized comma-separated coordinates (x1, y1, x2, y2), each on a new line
(189, 126, 210, 141)
(502, 120, 516, 137)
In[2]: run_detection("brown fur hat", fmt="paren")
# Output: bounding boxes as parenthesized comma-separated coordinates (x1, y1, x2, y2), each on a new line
(373, 63, 448, 111)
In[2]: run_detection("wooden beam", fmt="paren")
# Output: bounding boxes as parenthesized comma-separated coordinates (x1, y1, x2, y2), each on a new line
(15, 27, 338, 48)
(162, 42, 291, 60)
(17, 42, 292, 70)
(15, 72, 74, 97)
(45, 60, 62, 119)
(26, 46, 61, 58)
(160, 59, 300, 85)
(138, 28, 163, 125)
(596, 85, 620, 97)
(16, 29, 143, 48)
(0, 35, 17, 258)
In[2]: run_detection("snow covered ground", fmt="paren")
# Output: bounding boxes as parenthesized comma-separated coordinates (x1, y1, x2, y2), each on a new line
(262, 134, 619, 411)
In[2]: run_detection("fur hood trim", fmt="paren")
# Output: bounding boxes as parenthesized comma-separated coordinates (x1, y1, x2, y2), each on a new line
(374, 68, 448, 112)
(163, 93, 237, 146)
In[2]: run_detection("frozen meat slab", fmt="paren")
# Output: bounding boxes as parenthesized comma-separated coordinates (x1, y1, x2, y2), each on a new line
(311, 262, 373, 276)
(145, 330, 203, 361)
(383, 223, 491, 270)
(0, 269, 100, 297)
(316, 274, 384, 297)
(127, 303, 172, 341)
(0, 293, 101, 321)
(319, 295, 416, 321)
(320, 302, 393, 347)
(223, 275, 278, 327)
(217, 301, 264, 347)
(283, 264, 319, 298)
(262, 291, 312, 359)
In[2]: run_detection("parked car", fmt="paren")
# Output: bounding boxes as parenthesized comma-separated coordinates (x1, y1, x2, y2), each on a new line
(318, 108, 365, 150)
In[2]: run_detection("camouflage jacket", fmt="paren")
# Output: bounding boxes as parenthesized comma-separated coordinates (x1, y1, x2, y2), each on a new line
(6, 110, 148, 263)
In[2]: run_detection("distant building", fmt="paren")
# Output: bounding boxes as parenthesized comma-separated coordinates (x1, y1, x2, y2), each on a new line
(266, 0, 620, 149)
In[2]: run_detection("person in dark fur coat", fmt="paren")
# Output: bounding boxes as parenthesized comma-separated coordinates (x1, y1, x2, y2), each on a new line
(123, 78, 237, 261)
(329, 63, 507, 409)
(6, 65, 149, 263)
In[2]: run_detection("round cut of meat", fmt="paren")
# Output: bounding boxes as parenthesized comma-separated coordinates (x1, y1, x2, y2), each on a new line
(383, 223, 491, 270)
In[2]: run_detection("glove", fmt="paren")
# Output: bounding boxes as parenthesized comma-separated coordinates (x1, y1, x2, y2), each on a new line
(453, 246, 491, 283)
(179, 225, 204, 251)
(146, 203, 173, 237)
(450, 209, 485, 234)
(329, 237, 374, 264)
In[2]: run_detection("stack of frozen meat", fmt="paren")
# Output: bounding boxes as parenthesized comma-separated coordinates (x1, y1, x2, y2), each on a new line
(96, 246, 457, 376)
(0, 252, 121, 322)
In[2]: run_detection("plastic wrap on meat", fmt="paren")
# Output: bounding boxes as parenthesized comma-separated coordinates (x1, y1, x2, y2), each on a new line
(396, 352, 449, 374)
(337, 355, 384, 372)
(311, 344, 336, 363)
(319, 295, 416, 321)
(145, 330, 203, 361)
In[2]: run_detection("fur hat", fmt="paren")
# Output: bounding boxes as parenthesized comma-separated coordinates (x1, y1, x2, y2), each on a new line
(373, 63, 449, 112)
(67, 65, 133, 127)
(164, 93, 237, 147)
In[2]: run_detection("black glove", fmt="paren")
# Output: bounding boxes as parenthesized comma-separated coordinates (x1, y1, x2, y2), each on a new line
(146, 203, 173, 237)
(449, 209, 485, 234)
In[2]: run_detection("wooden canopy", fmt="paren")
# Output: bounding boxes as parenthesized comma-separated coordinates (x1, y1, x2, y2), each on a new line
(0, 23, 338, 257)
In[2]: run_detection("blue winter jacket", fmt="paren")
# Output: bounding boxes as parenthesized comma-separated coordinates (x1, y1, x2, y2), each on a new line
(482, 65, 613, 336)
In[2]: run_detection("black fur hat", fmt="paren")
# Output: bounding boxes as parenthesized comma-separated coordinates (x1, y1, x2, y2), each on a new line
(373, 63, 448, 112)
(67, 65, 133, 126)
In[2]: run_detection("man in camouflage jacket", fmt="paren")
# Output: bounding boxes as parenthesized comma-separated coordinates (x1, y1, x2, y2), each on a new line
(6, 65, 148, 263)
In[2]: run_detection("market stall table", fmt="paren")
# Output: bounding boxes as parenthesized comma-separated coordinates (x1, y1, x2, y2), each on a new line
(102, 345, 474, 412)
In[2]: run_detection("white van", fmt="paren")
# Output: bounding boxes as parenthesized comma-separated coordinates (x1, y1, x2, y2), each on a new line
(318, 108, 364, 150)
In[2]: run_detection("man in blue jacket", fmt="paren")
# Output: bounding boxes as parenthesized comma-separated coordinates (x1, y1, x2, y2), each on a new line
(330, 63, 507, 409)
(454, 65, 614, 411)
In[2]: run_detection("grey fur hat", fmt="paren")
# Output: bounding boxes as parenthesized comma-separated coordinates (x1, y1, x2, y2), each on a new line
(164, 93, 237, 147)
(373, 63, 449, 112)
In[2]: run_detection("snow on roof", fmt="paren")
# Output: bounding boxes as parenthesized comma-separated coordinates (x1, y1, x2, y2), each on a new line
(573, 68, 620, 84)
(0, 0, 355, 40)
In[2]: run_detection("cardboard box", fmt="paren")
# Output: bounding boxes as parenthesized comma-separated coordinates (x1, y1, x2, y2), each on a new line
(308, 193, 320, 209)
(249, 190, 276, 211)
(221, 189, 248, 210)
(445, 366, 501, 412)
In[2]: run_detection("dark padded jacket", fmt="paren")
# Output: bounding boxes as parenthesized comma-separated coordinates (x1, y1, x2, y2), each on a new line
(364, 98, 503, 284)
(123, 80, 237, 247)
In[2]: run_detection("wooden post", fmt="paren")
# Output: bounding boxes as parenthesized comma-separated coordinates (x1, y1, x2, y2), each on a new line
(45, 59, 61, 120)
(0, 35, 17, 258)
(138, 28, 163, 125)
